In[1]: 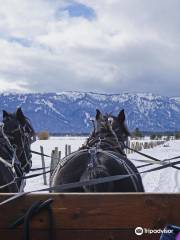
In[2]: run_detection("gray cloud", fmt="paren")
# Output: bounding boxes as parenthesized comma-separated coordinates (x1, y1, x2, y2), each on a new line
(0, 0, 179, 96)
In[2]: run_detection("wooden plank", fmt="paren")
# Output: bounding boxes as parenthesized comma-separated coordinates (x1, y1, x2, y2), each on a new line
(0, 193, 180, 231)
(0, 229, 158, 240)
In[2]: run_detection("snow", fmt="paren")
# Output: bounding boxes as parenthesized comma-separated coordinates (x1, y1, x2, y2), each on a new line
(25, 138, 180, 193)
(56, 91, 85, 101)
(42, 99, 66, 118)
(34, 107, 42, 112)
(130, 140, 180, 192)
(171, 97, 180, 103)
(25, 137, 86, 191)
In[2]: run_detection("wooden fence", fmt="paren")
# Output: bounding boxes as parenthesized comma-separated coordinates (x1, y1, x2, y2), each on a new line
(0, 193, 180, 240)
(39, 140, 166, 185)
(40, 145, 71, 185)
(125, 140, 166, 154)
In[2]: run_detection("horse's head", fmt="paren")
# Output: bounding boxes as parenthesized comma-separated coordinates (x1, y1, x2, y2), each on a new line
(94, 109, 130, 144)
(95, 109, 109, 134)
(2, 107, 36, 173)
(108, 109, 130, 143)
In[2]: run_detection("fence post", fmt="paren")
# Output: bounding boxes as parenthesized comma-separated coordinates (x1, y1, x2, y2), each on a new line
(59, 151, 61, 161)
(50, 148, 59, 175)
(68, 145, 71, 155)
(40, 146, 47, 185)
(65, 144, 68, 157)
(65, 145, 71, 156)
(50, 150, 55, 176)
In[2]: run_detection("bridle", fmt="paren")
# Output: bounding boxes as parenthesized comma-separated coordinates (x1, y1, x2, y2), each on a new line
(0, 123, 19, 189)
(3, 119, 36, 173)
(84, 116, 127, 155)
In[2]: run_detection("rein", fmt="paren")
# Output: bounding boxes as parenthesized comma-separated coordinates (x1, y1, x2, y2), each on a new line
(1, 155, 180, 206)
(30, 139, 180, 170)
(6, 141, 176, 191)
(1, 119, 180, 205)
(84, 135, 180, 168)
(4, 119, 36, 172)
(10, 199, 54, 240)
(0, 122, 35, 191)
(30, 150, 60, 161)
(125, 145, 180, 170)
(16, 124, 34, 172)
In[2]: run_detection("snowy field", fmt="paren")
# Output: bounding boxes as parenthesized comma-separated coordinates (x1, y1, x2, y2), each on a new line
(25, 137, 180, 193)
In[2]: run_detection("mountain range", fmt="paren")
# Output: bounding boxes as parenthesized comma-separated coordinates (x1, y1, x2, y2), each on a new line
(0, 92, 179, 133)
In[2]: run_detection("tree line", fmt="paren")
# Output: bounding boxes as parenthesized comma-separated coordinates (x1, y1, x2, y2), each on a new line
(131, 128, 180, 140)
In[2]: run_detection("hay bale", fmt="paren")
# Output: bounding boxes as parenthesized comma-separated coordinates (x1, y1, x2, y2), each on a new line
(38, 131, 49, 140)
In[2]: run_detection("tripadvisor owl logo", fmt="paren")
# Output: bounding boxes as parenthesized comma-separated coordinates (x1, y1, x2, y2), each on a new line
(135, 226, 174, 236)
(135, 227, 144, 236)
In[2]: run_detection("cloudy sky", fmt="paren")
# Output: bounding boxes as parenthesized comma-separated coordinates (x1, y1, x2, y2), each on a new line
(0, 0, 179, 96)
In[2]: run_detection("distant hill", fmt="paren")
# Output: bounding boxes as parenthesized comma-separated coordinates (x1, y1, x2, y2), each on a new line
(0, 92, 179, 133)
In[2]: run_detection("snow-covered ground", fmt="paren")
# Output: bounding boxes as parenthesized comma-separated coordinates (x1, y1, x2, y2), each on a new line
(25, 136, 87, 191)
(25, 137, 180, 193)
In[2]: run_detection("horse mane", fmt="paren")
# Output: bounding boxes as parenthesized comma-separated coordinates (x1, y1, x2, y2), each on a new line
(123, 123, 131, 136)
(23, 116, 35, 134)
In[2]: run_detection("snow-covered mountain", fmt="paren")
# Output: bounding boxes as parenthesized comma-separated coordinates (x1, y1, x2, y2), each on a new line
(0, 92, 179, 133)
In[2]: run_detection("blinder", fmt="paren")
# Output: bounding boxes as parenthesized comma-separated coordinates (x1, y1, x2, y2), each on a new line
(5, 123, 36, 145)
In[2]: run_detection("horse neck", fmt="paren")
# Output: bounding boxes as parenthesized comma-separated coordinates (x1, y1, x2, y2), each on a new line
(0, 160, 19, 192)
(0, 138, 19, 192)
(88, 133, 116, 149)
(84, 128, 125, 155)
(0, 135, 13, 160)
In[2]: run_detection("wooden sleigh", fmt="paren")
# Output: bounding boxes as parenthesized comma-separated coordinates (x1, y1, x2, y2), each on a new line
(0, 193, 180, 240)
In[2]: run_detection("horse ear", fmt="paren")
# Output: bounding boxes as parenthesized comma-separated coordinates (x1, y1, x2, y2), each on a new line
(96, 109, 102, 120)
(16, 107, 25, 124)
(3, 110, 9, 119)
(118, 109, 125, 123)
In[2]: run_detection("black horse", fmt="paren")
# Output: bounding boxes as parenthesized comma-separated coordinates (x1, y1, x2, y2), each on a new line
(51, 109, 144, 192)
(0, 108, 35, 192)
